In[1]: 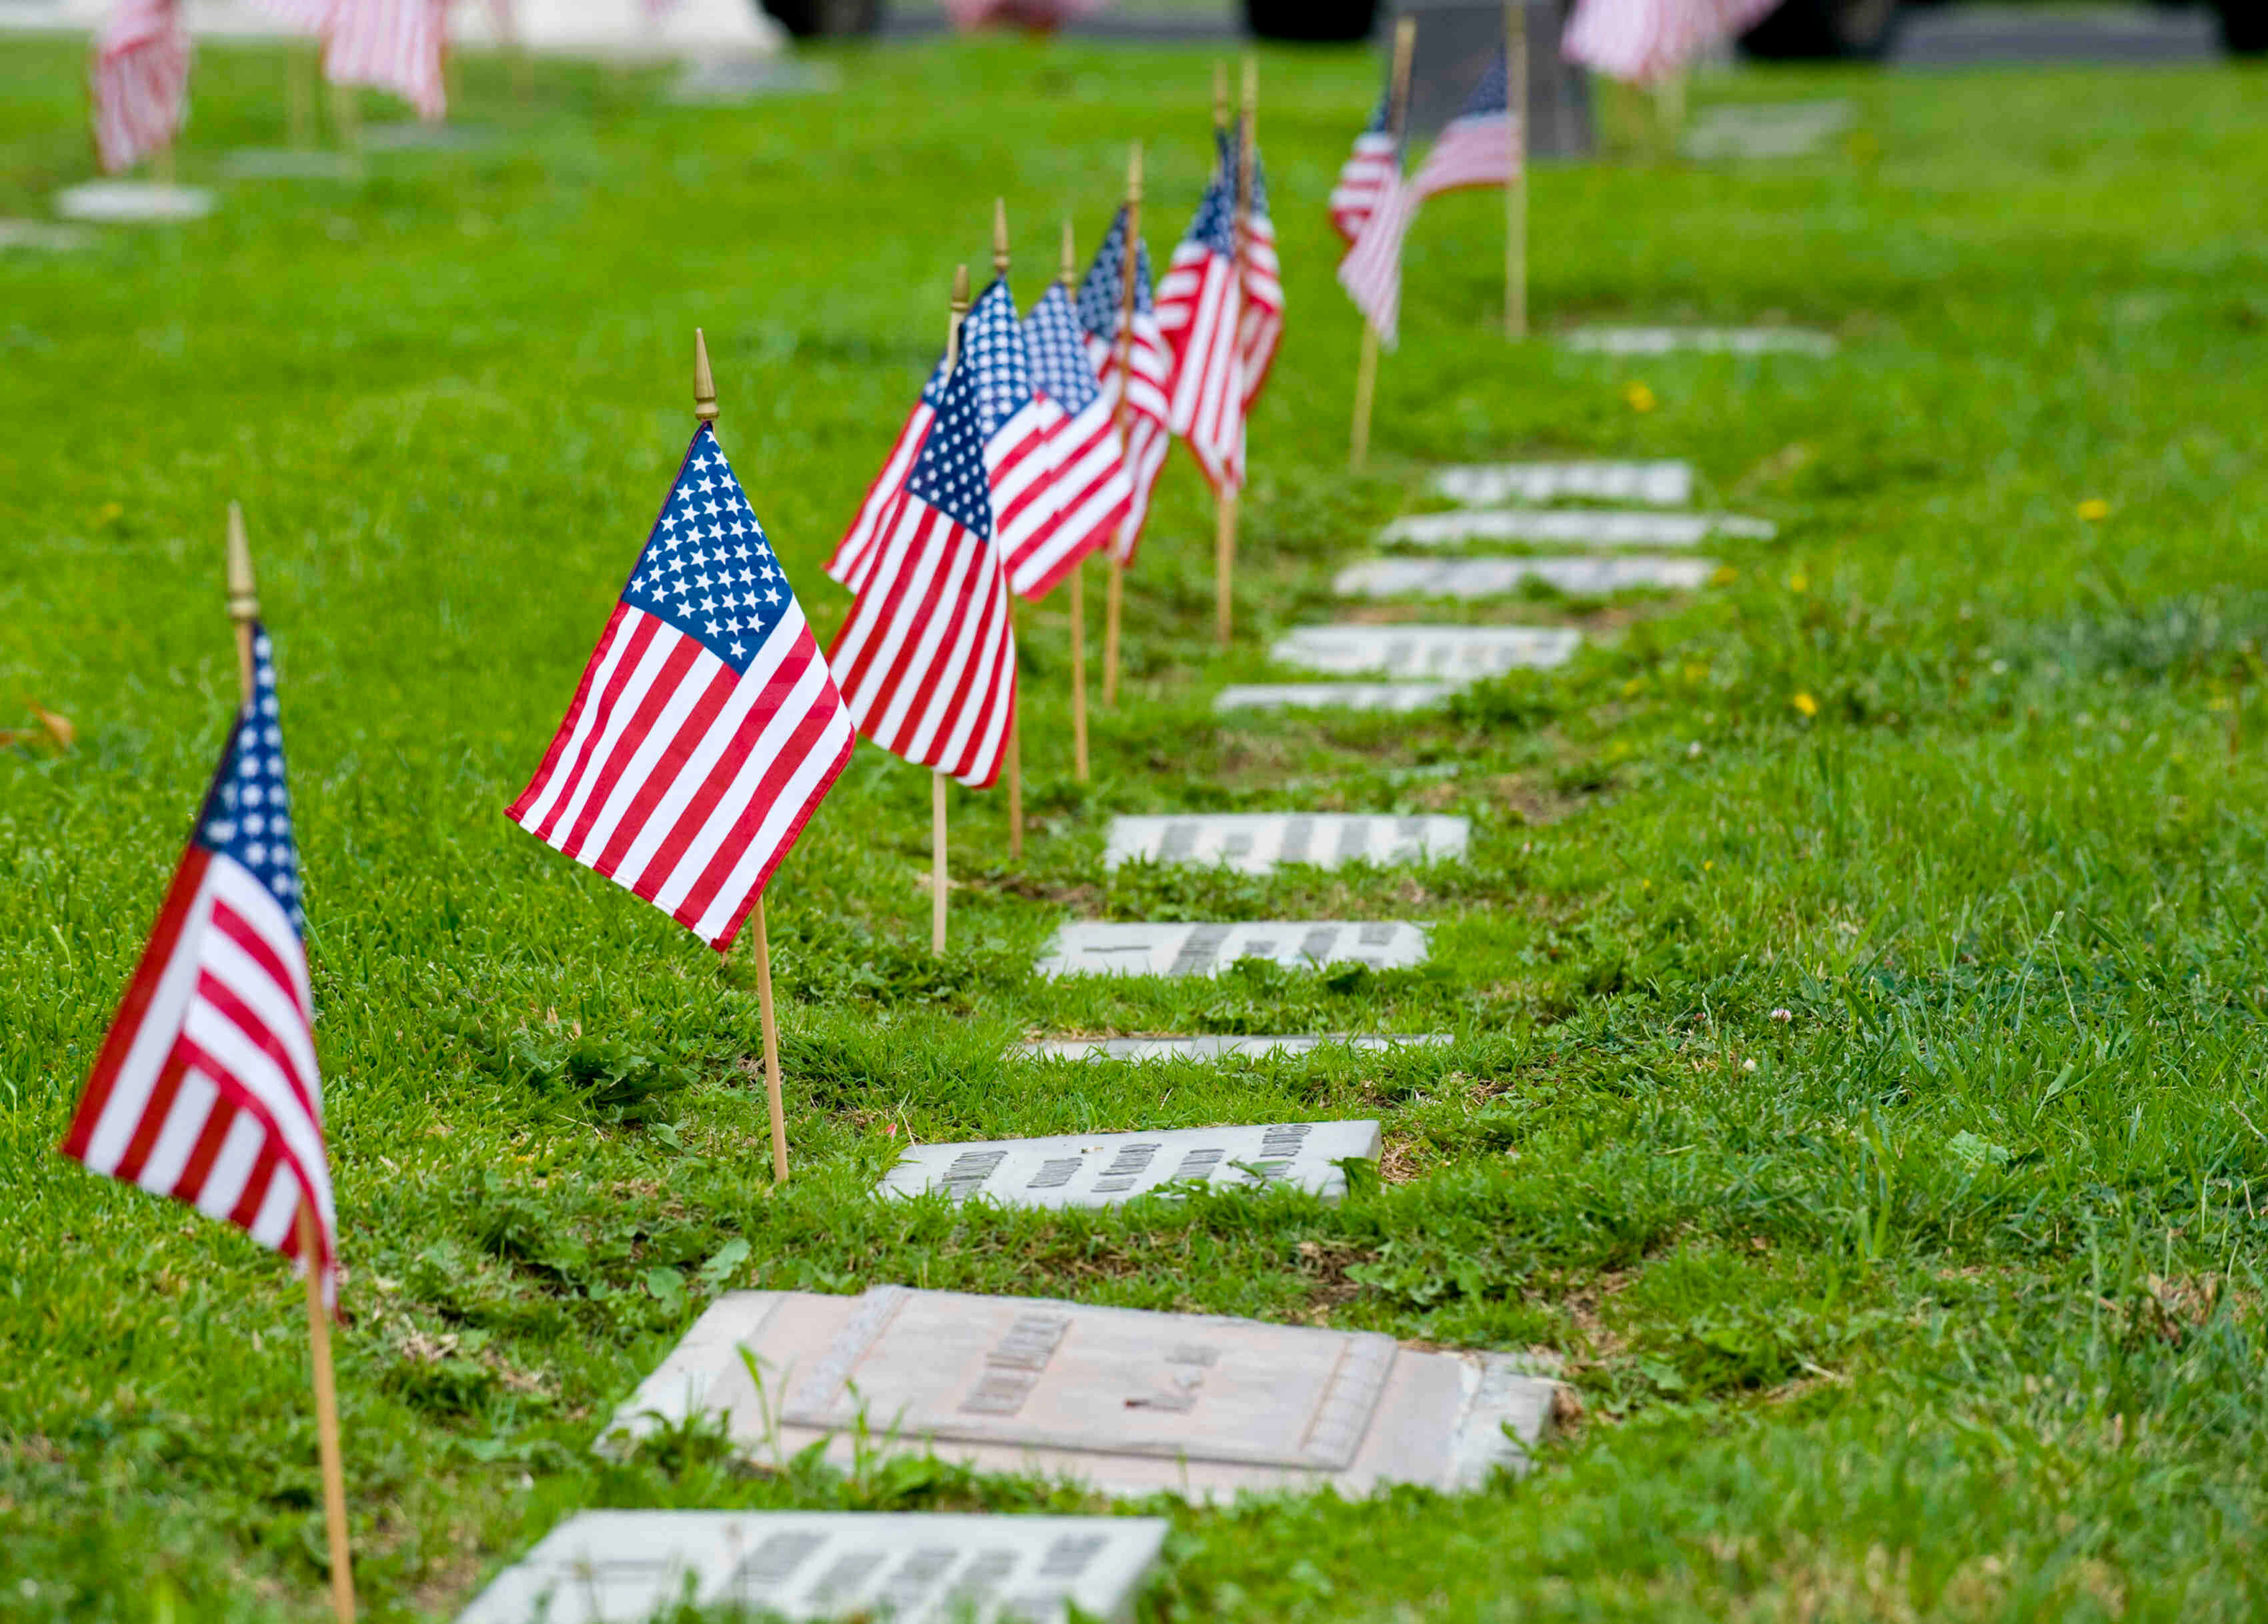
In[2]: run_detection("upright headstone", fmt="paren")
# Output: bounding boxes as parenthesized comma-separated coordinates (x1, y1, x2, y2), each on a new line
(1401, 0, 1592, 158)
(1381, 510, 1772, 548)
(1432, 460, 1694, 508)
(1022, 1034, 1453, 1062)
(1334, 556, 1716, 599)
(1213, 683, 1456, 714)
(1104, 814, 1468, 874)
(605, 1287, 1558, 1501)
(1271, 624, 1579, 680)
(1036, 920, 1430, 979)
(878, 1120, 1383, 1208)
(1562, 326, 1837, 356)
(455, 1510, 1169, 1624)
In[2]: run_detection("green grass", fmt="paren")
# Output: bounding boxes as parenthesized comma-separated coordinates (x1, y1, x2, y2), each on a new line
(5, 32, 2268, 1623)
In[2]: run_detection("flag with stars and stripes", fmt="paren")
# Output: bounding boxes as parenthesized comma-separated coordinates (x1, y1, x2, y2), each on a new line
(1338, 137, 1415, 347)
(59, 627, 340, 1307)
(90, 0, 191, 174)
(1019, 281, 1134, 597)
(1330, 93, 1396, 245)
(958, 277, 1067, 600)
(1219, 131, 1285, 412)
(508, 426, 856, 952)
(827, 349, 949, 597)
(1155, 168, 1245, 496)
(322, 0, 446, 122)
(1562, 0, 1778, 83)
(1412, 52, 1522, 199)
(1075, 208, 1173, 564)
(826, 359, 1017, 790)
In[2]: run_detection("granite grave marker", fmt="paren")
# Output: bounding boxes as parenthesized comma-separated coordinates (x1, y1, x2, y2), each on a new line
(1334, 556, 1716, 599)
(1104, 814, 1468, 874)
(1036, 921, 1429, 979)
(1271, 625, 1580, 680)
(878, 1120, 1383, 1208)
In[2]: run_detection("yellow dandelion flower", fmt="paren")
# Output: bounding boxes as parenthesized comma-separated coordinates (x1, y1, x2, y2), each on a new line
(1792, 692, 1819, 718)
(2077, 498, 2110, 521)
(1624, 381, 1656, 413)
(1788, 571, 1809, 593)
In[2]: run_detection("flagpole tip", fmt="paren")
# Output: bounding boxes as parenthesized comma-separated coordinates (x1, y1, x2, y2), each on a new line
(1127, 139, 1143, 198)
(951, 261, 971, 313)
(1060, 217, 1076, 287)
(991, 197, 1009, 277)
(693, 328, 719, 423)
(1212, 61, 1228, 130)
(225, 502, 258, 626)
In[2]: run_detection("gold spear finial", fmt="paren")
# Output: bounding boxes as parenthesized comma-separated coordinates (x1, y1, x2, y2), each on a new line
(952, 261, 971, 315)
(226, 502, 258, 627)
(992, 197, 1010, 278)
(694, 328, 718, 423)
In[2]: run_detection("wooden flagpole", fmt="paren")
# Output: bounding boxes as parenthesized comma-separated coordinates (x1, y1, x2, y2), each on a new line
(1217, 59, 1257, 650)
(692, 330, 792, 1184)
(227, 506, 356, 1624)
(1103, 141, 1141, 712)
(1506, 1, 1529, 339)
(933, 264, 971, 956)
(993, 198, 1024, 862)
(1351, 18, 1418, 472)
(1060, 216, 1091, 784)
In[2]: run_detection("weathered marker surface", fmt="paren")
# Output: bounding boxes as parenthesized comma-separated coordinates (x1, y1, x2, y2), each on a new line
(1334, 556, 1716, 599)
(1213, 682, 1457, 714)
(1021, 1034, 1453, 1062)
(1432, 460, 1694, 508)
(1037, 920, 1429, 978)
(1271, 624, 1580, 680)
(1562, 325, 1837, 356)
(1104, 814, 1468, 874)
(878, 1120, 1383, 1208)
(1381, 509, 1772, 548)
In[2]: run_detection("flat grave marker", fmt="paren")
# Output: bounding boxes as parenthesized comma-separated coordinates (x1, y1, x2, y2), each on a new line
(878, 1120, 1382, 1208)
(1432, 460, 1694, 508)
(454, 1509, 1168, 1624)
(606, 1287, 1558, 1501)
(219, 149, 362, 180)
(1104, 814, 1467, 874)
(1562, 325, 1838, 357)
(1271, 624, 1580, 681)
(0, 218, 93, 251)
(1335, 556, 1716, 600)
(1381, 509, 1773, 548)
(1036, 920, 1428, 979)
(1682, 99, 1855, 160)
(53, 181, 214, 223)
(1022, 1034, 1452, 1062)
(1213, 682, 1456, 714)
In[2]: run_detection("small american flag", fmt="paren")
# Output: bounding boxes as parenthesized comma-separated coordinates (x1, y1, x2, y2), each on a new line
(90, 0, 190, 174)
(1412, 53, 1522, 200)
(959, 277, 1066, 600)
(827, 360, 1018, 790)
(1075, 209, 1172, 564)
(324, 0, 446, 121)
(60, 628, 339, 1305)
(509, 425, 855, 952)
(1220, 134, 1285, 412)
(827, 351, 949, 597)
(1329, 94, 1396, 245)
(1338, 144, 1416, 348)
(1563, 0, 1778, 83)
(1019, 282, 1133, 597)
(1155, 169, 1245, 496)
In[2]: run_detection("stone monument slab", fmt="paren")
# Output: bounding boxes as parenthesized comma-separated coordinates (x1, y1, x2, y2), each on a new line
(1021, 1034, 1453, 1062)
(0, 218, 94, 251)
(1334, 556, 1716, 599)
(454, 1509, 1167, 1624)
(1682, 98, 1855, 160)
(1381, 509, 1774, 548)
(1213, 683, 1454, 714)
(877, 1120, 1382, 1208)
(53, 181, 214, 223)
(1562, 325, 1838, 356)
(1104, 814, 1467, 874)
(605, 1287, 1557, 1501)
(1036, 921, 1428, 979)
(1432, 460, 1693, 508)
(219, 149, 363, 179)
(1271, 624, 1579, 680)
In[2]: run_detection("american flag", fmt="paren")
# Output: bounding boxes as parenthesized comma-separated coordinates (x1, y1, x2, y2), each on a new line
(1412, 52, 1522, 200)
(1155, 169, 1245, 496)
(59, 628, 339, 1305)
(826, 359, 1018, 790)
(324, 0, 446, 121)
(1329, 93, 1396, 245)
(1562, 0, 1778, 83)
(90, 0, 190, 174)
(1338, 144, 1416, 348)
(959, 277, 1067, 602)
(508, 425, 856, 952)
(1075, 209, 1172, 564)
(1019, 283, 1133, 597)
(1219, 131, 1285, 412)
(826, 350, 949, 597)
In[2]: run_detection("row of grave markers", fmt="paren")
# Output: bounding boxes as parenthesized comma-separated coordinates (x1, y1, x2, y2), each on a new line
(458, 317, 1845, 1615)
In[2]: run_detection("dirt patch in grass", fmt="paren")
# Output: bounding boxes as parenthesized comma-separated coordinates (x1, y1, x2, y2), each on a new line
(1377, 1134, 1429, 1184)
(1295, 1238, 1377, 1325)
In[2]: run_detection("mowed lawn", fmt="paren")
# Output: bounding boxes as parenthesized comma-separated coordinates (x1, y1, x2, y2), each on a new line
(5, 31, 2268, 1622)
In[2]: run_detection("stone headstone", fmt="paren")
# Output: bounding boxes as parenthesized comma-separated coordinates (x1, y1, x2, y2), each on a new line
(1682, 99, 1855, 161)
(454, 1509, 1167, 1624)
(53, 181, 214, 223)
(1036, 921, 1429, 979)
(606, 1287, 1557, 1501)
(1432, 460, 1693, 508)
(1562, 325, 1837, 357)
(1401, 0, 1592, 157)
(1271, 624, 1580, 681)
(0, 218, 94, 251)
(1334, 556, 1716, 599)
(358, 122, 494, 151)
(878, 1120, 1382, 1208)
(219, 149, 362, 179)
(1213, 682, 1454, 714)
(671, 55, 839, 100)
(1104, 814, 1468, 874)
(1021, 1034, 1453, 1062)
(1381, 510, 1773, 548)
